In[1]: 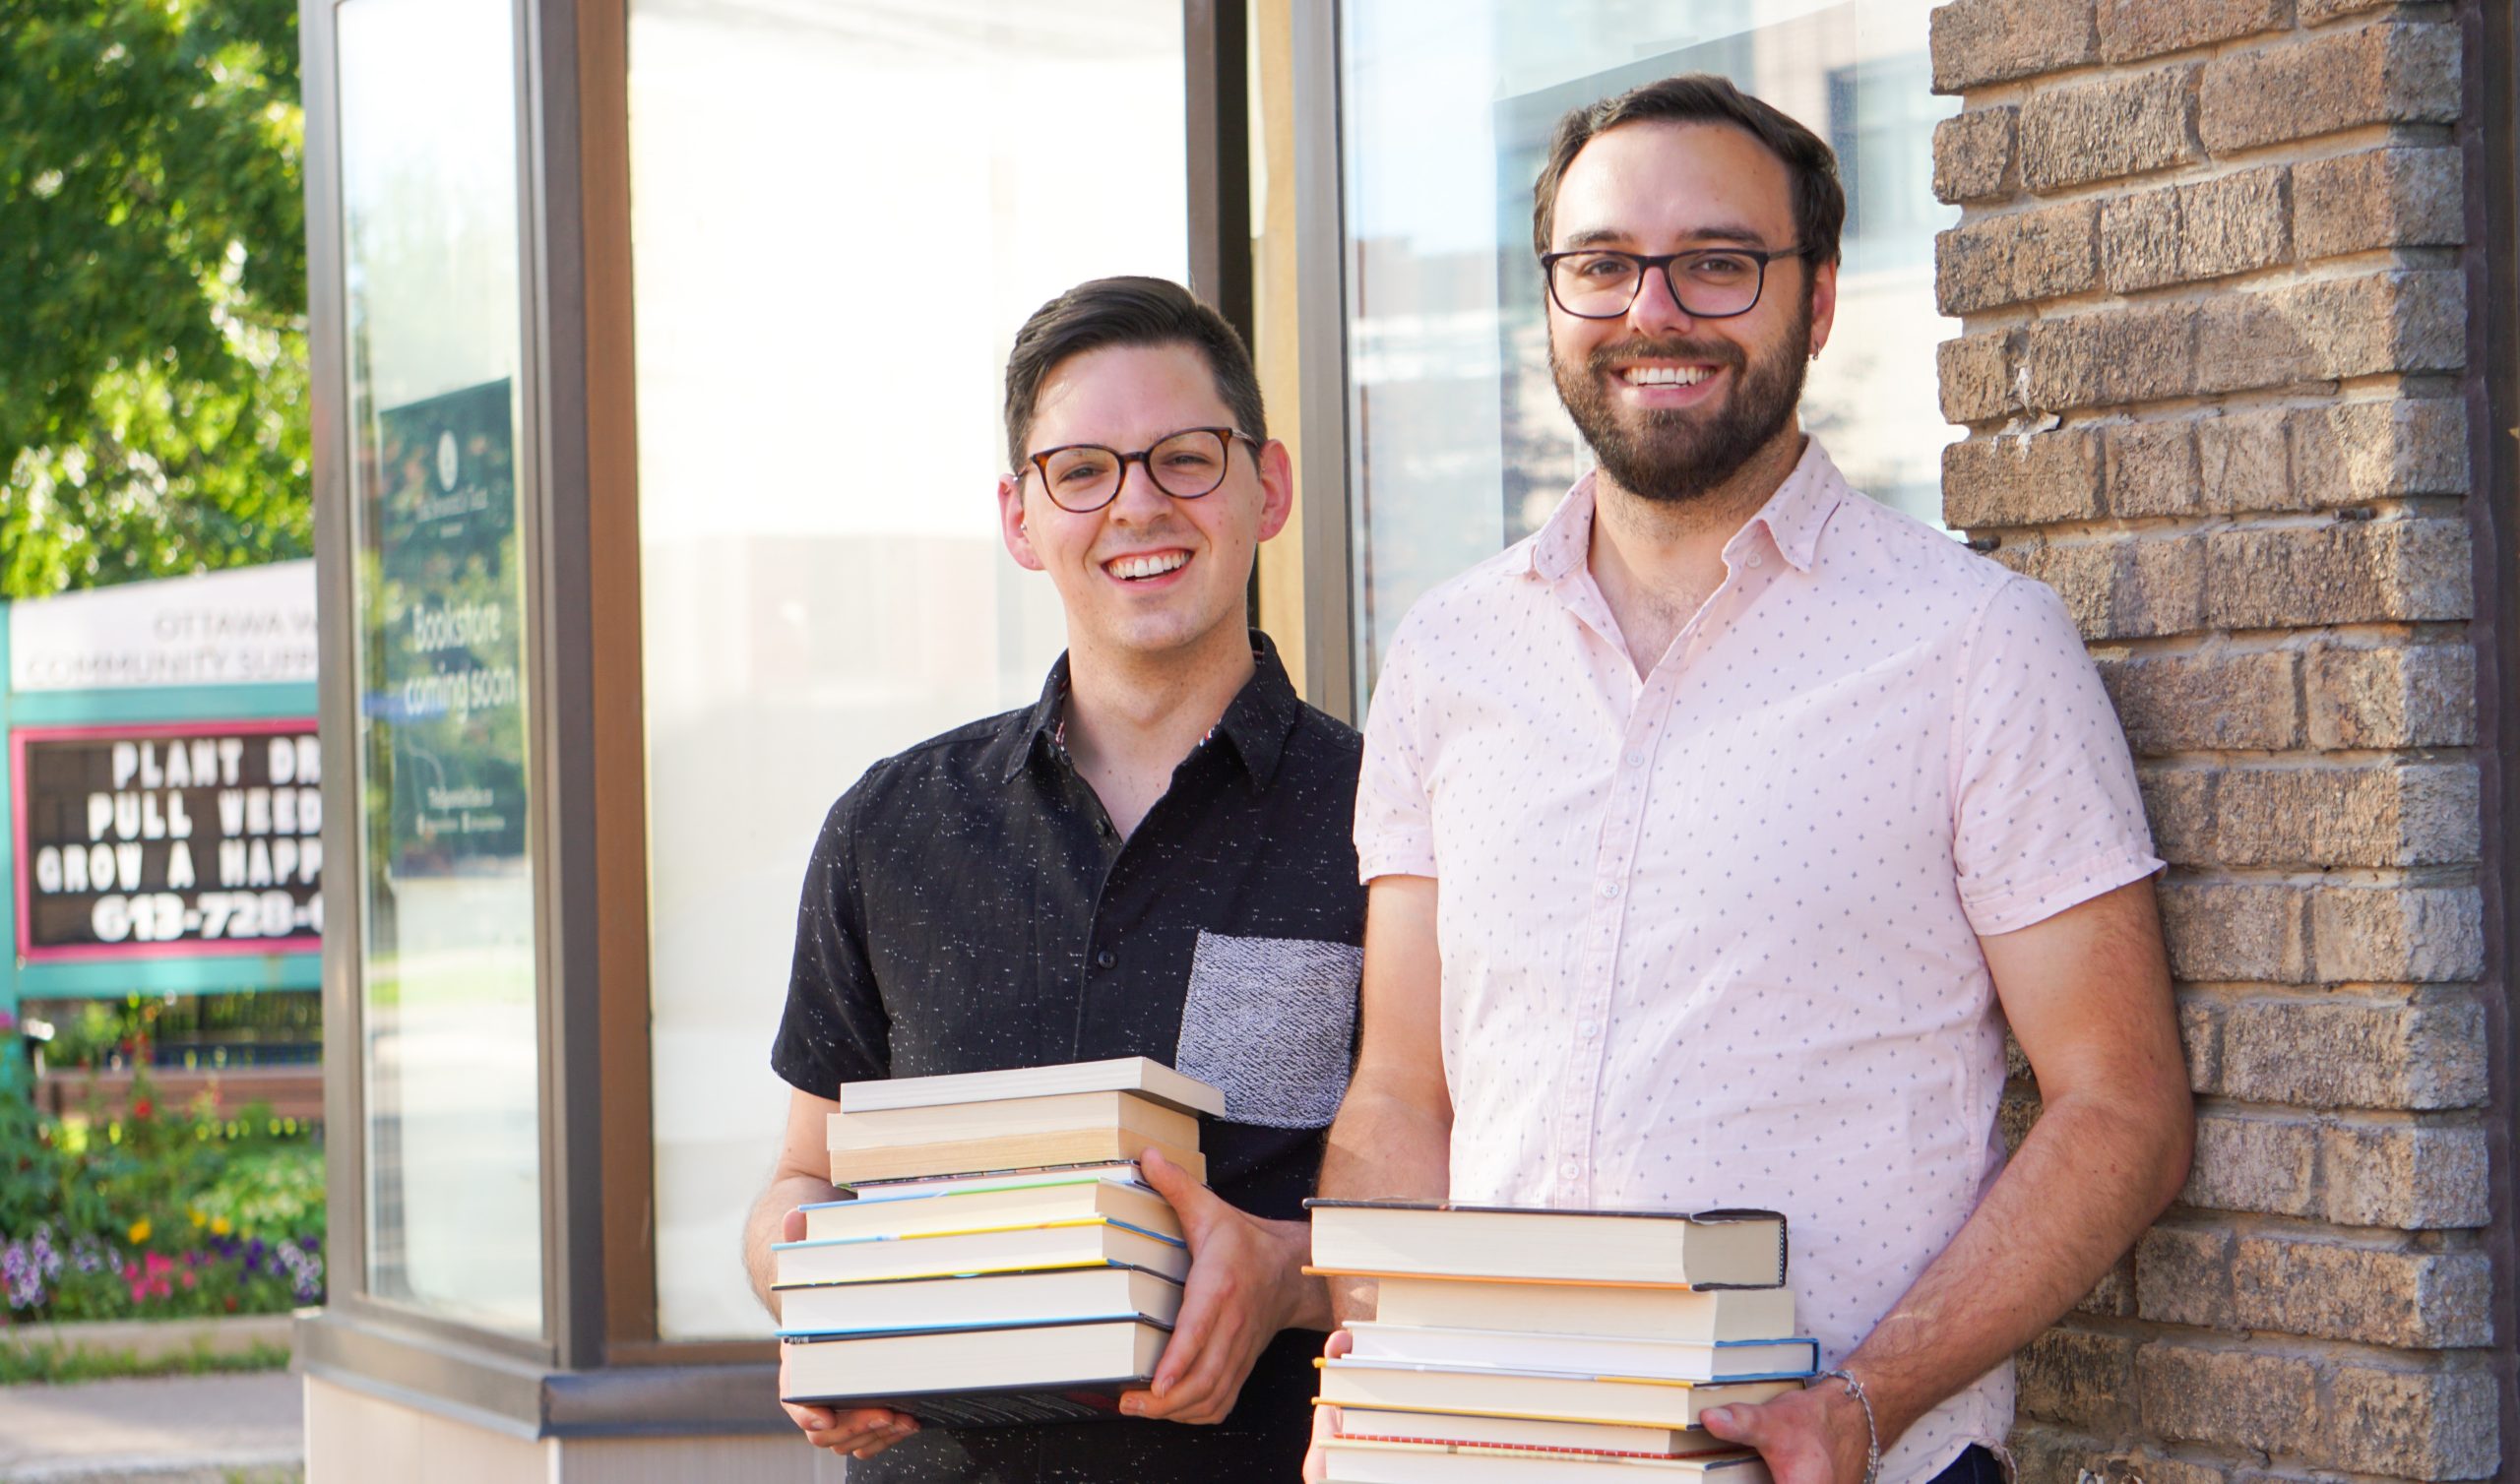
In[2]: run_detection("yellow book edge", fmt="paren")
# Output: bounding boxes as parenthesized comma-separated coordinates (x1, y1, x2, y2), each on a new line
(1313, 1357, 1735, 1391)
(779, 1253, 1163, 1286)
(804, 1214, 1170, 1245)
(1303, 1265, 1704, 1290)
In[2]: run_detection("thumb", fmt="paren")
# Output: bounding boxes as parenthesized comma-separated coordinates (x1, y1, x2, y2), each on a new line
(1699, 1401, 1767, 1447)
(782, 1206, 807, 1243)
(1137, 1147, 1202, 1204)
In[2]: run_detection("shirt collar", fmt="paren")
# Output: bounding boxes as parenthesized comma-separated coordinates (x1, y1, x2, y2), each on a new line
(1520, 435, 1851, 583)
(995, 630, 1302, 787)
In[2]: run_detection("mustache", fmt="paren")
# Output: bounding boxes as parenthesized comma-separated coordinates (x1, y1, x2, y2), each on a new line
(1583, 336, 1746, 375)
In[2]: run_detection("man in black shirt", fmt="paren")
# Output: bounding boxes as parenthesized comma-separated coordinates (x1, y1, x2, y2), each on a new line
(745, 277, 1364, 1481)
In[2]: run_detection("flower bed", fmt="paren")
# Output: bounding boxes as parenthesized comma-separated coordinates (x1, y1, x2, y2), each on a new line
(2, 1061, 324, 1328)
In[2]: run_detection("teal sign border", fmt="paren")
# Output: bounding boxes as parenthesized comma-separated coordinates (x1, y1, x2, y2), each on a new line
(0, 608, 322, 1093)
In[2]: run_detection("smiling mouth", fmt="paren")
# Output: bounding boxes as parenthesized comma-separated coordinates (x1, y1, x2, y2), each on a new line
(1620, 365, 1715, 387)
(1105, 551, 1189, 581)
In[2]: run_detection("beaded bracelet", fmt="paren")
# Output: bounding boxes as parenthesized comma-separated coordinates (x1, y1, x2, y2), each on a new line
(1816, 1367, 1881, 1484)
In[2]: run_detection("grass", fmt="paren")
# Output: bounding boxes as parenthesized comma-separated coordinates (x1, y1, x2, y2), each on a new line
(0, 1336, 291, 1386)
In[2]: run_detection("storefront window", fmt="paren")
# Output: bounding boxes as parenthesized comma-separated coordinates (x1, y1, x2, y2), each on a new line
(337, 0, 541, 1334)
(1340, 0, 1959, 703)
(627, 0, 1190, 1339)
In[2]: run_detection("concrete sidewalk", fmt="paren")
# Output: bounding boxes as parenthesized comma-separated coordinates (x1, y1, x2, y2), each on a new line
(0, 1371, 301, 1483)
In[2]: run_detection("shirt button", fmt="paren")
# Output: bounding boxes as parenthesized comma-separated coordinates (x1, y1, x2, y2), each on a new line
(1747, 553, 1764, 569)
(1559, 1160, 1581, 1179)
(1094, 949, 1116, 970)
(1578, 1020, 1601, 1038)
(1598, 880, 1620, 899)
(1625, 751, 1646, 769)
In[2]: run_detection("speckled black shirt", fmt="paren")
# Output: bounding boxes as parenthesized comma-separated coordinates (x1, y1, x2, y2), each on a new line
(773, 634, 1365, 1483)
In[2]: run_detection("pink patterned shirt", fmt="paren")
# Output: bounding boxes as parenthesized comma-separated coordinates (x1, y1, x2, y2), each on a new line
(1354, 439, 2160, 1481)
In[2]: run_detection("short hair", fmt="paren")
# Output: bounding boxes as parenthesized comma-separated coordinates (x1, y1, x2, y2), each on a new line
(1002, 277, 1266, 472)
(1532, 74, 1845, 270)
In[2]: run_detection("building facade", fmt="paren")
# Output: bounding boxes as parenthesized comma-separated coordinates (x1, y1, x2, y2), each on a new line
(291, 0, 2512, 1478)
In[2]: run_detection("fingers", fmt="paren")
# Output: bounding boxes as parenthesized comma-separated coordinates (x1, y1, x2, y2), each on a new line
(1301, 1331, 1353, 1484)
(784, 1402, 915, 1456)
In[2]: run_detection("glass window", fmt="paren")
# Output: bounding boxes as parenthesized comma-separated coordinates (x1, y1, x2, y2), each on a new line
(1339, 0, 1960, 706)
(627, 0, 1189, 1340)
(336, 0, 541, 1334)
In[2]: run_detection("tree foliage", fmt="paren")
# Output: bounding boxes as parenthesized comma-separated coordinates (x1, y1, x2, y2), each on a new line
(0, 0, 309, 599)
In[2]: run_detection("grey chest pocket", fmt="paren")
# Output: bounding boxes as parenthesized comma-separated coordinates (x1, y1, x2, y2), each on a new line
(1172, 931, 1361, 1129)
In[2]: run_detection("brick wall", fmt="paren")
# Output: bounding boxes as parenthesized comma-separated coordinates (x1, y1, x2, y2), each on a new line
(1926, 1, 2502, 1479)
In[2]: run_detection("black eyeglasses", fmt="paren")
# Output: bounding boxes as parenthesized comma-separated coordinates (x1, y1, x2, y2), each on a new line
(1019, 426, 1261, 514)
(1539, 245, 1812, 320)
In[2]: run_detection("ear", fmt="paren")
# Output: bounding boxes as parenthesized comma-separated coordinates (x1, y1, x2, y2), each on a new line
(1806, 255, 1839, 359)
(998, 471, 1045, 572)
(1253, 437, 1295, 544)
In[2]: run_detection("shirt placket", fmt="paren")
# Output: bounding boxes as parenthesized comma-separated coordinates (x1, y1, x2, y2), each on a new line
(1557, 544, 1777, 1206)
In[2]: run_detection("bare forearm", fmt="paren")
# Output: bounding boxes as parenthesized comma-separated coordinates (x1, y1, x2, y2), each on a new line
(745, 1173, 842, 1313)
(1316, 1080, 1451, 1324)
(1844, 1089, 2191, 1444)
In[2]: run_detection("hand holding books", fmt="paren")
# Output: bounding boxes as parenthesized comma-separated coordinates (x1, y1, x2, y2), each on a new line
(1114, 1146, 1321, 1426)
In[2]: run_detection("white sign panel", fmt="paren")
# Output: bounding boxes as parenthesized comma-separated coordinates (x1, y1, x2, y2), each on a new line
(7, 560, 319, 692)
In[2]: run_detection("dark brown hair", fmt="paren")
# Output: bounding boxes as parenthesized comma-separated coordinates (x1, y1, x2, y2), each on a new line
(1001, 277, 1266, 471)
(1532, 74, 1845, 268)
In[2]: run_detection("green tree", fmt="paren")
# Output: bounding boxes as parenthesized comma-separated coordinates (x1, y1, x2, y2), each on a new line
(0, 0, 309, 599)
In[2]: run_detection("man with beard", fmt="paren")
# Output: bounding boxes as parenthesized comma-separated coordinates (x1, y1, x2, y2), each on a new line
(1311, 76, 2192, 1484)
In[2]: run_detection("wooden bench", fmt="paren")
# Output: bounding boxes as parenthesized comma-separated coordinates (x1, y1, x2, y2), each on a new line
(34, 1064, 326, 1124)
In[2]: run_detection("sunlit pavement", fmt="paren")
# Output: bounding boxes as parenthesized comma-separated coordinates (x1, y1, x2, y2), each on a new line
(0, 1371, 300, 1482)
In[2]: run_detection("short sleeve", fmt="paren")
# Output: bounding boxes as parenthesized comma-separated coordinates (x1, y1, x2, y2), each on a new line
(1951, 577, 2163, 936)
(1354, 621, 1439, 883)
(770, 790, 892, 1095)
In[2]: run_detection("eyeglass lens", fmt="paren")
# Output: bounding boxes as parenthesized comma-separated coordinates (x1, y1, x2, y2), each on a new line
(1038, 429, 1234, 512)
(1549, 250, 1769, 319)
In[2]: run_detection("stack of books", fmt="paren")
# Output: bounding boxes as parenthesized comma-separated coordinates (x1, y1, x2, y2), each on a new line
(773, 1057, 1225, 1426)
(1305, 1201, 1812, 1483)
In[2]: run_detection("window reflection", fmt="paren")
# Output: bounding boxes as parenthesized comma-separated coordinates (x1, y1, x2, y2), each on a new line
(1341, 0, 1960, 706)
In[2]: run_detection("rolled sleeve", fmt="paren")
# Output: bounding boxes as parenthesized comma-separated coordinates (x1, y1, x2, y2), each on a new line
(770, 789, 893, 1095)
(1950, 578, 2164, 937)
(1354, 627, 1439, 883)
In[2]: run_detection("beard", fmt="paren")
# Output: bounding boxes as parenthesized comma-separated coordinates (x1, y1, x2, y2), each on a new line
(1550, 298, 1812, 506)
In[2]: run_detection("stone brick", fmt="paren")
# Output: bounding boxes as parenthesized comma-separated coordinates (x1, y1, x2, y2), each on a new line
(2010, 1427, 2233, 1484)
(2134, 1224, 2236, 1329)
(2220, 998, 2489, 1109)
(2181, 1109, 2319, 1214)
(2232, 1232, 2495, 1347)
(2103, 166, 2291, 293)
(2076, 1252, 2140, 1319)
(1933, 107, 2018, 206)
(2291, 398, 2468, 503)
(1939, 201, 2102, 314)
(2099, 0, 2288, 63)
(1998, 1082, 2042, 1154)
(1938, 332, 2020, 424)
(2204, 520, 2472, 629)
(2156, 880, 2308, 979)
(2021, 66, 2202, 193)
(2311, 885, 2485, 981)
(2321, 1120, 2491, 1227)
(1993, 534, 2207, 640)
(2300, 0, 2397, 17)
(2018, 1327, 2139, 1430)
(2102, 420, 2201, 517)
(2024, 303, 2196, 411)
(2151, 761, 2479, 868)
(2179, 995, 2224, 1090)
(2195, 409, 2293, 514)
(2296, 147, 2465, 260)
(1930, 0, 2099, 91)
(2307, 643, 2476, 749)
(2322, 1362, 2501, 1477)
(2099, 649, 2300, 755)
(1943, 430, 2103, 526)
(2198, 23, 2462, 154)
(2193, 272, 2465, 396)
(2136, 1341, 2316, 1452)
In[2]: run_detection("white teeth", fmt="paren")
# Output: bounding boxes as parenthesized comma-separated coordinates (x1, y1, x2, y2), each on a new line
(1108, 552, 1189, 580)
(1622, 365, 1711, 387)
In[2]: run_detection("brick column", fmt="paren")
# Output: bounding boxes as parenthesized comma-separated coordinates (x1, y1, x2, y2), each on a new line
(1928, 2, 2500, 1480)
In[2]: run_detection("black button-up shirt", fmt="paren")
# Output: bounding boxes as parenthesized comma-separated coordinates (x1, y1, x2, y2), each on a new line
(774, 634, 1364, 1483)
